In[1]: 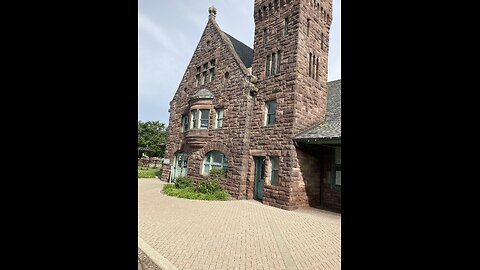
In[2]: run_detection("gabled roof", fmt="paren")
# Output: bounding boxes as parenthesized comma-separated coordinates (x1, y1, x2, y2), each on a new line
(295, 80, 341, 141)
(223, 32, 253, 68)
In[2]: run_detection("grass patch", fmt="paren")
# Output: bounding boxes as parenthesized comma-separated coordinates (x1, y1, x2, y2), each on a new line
(138, 167, 162, 178)
(163, 184, 229, 201)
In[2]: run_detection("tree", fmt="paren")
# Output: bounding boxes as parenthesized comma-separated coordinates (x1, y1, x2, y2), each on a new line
(138, 121, 167, 158)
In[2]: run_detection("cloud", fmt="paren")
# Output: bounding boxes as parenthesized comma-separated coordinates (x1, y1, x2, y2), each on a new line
(139, 0, 341, 124)
(138, 12, 182, 57)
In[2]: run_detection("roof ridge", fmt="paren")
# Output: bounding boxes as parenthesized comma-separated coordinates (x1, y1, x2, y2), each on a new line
(222, 32, 253, 50)
(208, 18, 251, 75)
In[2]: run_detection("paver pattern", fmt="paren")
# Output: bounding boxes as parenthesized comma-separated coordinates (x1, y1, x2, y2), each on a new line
(138, 179, 341, 270)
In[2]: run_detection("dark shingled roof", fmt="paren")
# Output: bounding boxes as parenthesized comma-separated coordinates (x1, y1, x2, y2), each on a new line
(295, 80, 341, 141)
(223, 32, 253, 68)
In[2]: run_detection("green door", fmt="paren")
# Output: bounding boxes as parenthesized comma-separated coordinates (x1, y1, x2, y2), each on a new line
(254, 157, 266, 200)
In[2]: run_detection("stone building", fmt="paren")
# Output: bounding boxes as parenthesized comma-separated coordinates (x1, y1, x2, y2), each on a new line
(161, 0, 340, 211)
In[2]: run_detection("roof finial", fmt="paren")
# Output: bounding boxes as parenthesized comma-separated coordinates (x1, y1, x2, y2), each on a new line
(208, 6, 217, 20)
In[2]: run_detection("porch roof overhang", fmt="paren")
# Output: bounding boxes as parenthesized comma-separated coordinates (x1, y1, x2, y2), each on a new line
(294, 80, 341, 146)
(294, 137, 341, 145)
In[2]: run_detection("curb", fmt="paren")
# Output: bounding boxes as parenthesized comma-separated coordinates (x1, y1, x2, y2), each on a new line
(138, 237, 178, 270)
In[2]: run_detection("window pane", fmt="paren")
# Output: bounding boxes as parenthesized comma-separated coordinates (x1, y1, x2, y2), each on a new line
(269, 101, 276, 113)
(266, 55, 270, 77)
(190, 111, 197, 129)
(182, 116, 188, 132)
(202, 151, 227, 176)
(271, 53, 276, 75)
(200, 110, 209, 119)
(200, 109, 209, 128)
(202, 72, 207, 84)
(212, 152, 223, 163)
(216, 109, 223, 129)
(263, 29, 267, 46)
(272, 157, 279, 170)
(335, 171, 341, 186)
(210, 68, 215, 82)
(335, 147, 341, 164)
(277, 51, 281, 73)
(270, 156, 279, 185)
(271, 171, 279, 185)
(270, 114, 275, 125)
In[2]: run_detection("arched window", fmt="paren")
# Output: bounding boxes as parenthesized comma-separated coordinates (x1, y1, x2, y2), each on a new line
(202, 151, 228, 175)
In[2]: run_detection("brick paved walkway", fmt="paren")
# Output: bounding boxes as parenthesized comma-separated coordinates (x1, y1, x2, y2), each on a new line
(138, 178, 341, 270)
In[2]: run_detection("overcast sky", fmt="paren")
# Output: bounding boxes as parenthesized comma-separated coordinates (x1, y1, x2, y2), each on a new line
(139, 0, 341, 124)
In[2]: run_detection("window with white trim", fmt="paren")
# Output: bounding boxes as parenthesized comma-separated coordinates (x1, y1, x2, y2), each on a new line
(215, 108, 224, 128)
(189, 109, 210, 129)
(190, 110, 197, 129)
(181, 115, 188, 132)
(265, 101, 276, 126)
(270, 156, 279, 185)
(199, 109, 210, 129)
(202, 151, 228, 176)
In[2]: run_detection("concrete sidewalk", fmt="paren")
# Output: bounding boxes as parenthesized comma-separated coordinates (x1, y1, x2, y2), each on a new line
(138, 178, 341, 270)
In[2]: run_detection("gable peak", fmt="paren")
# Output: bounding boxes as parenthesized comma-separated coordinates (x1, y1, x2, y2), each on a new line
(208, 6, 217, 20)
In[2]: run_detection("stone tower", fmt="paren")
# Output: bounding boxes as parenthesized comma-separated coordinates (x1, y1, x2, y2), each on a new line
(247, 0, 333, 209)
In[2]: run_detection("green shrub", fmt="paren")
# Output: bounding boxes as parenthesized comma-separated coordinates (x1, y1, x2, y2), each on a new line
(162, 183, 229, 201)
(208, 168, 226, 181)
(163, 184, 175, 191)
(174, 176, 193, 189)
(209, 190, 229, 200)
(196, 179, 223, 194)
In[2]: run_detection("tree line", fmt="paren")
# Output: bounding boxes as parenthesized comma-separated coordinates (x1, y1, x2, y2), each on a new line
(138, 120, 167, 158)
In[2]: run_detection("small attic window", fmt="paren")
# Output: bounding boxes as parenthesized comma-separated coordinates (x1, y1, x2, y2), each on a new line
(207, 40, 211, 46)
